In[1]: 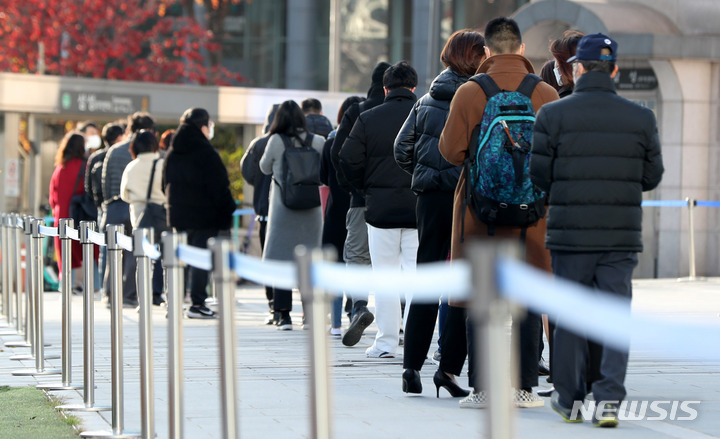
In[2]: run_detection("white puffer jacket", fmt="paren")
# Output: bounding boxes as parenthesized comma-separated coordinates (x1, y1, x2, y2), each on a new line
(120, 152, 165, 229)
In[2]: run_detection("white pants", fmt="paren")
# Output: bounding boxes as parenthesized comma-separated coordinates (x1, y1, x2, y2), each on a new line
(366, 225, 418, 355)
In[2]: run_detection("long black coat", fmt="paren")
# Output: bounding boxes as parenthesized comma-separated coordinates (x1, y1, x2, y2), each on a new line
(339, 87, 418, 229)
(394, 68, 464, 194)
(530, 72, 664, 252)
(162, 123, 237, 231)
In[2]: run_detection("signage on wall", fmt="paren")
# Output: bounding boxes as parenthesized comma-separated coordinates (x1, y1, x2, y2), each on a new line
(614, 68, 658, 91)
(59, 91, 149, 115)
(5, 159, 20, 197)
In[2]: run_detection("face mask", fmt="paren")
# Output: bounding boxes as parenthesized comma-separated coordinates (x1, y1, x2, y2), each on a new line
(86, 134, 102, 150)
(207, 122, 215, 140)
(553, 65, 563, 86)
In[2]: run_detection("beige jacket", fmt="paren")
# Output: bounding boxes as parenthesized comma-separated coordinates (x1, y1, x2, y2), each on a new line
(120, 152, 165, 229)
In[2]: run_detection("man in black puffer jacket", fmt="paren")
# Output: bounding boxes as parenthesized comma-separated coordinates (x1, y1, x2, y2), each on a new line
(163, 108, 237, 319)
(530, 34, 664, 427)
(340, 61, 419, 359)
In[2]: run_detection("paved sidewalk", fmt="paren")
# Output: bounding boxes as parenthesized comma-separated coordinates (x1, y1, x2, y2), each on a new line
(0, 277, 718, 438)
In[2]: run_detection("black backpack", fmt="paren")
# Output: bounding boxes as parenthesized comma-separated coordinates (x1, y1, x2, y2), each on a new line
(275, 133, 321, 210)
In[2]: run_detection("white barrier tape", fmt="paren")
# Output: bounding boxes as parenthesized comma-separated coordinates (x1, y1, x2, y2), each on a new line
(87, 229, 106, 246)
(312, 260, 471, 301)
(177, 244, 212, 271)
(115, 232, 133, 252)
(66, 227, 80, 242)
(38, 225, 59, 237)
(497, 258, 720, 360)
(230, 252, 297, 290)
(142, 237, 161, 261)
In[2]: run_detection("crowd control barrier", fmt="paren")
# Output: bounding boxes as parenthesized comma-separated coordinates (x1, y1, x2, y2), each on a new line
(0, 206, 719, 439)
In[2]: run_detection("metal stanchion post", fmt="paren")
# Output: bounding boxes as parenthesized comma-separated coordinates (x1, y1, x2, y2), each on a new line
(0, 214, 17, 334)
(59, 221, 111, 412)
(81, 225, 140, 439)
(39, 218, 82, 390)
(209, 237, 239, 439)
(135, 228, 155, 439)
(6, 216, 35, 349)
(164, 231, 186, 439)
(13, 219, 61, 376)
(13, 214, 24, 335)
(1, 213, 9, 326)
(296, 245, 335, 439)
(466, 239, 519, 439)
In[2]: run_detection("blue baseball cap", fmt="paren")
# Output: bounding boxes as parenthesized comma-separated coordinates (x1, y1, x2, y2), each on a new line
(567, 33, 618, 62)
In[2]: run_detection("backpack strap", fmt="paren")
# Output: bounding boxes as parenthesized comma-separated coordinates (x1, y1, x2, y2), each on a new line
(71, 160, 86, 196)
(469, 74, 501, 99)
(516, 74, 542, 99)
(145, 159, 159, 203)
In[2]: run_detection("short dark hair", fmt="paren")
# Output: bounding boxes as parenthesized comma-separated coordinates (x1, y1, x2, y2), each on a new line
(441, 29, 486, 77)
(180, 108, 210, 130)
(579, 59, 615, 74)
(484, 17, 522, 54)
(383, 61, 418, 91)
(77, 121, 98, 133)
(269, 100, 307, 138)
(301, 98, 322, 113)
(127, 112, 155, 134)
(55, 132, 86, 166)
(101, 123, 124, 147)
(129, 130, 158, 159)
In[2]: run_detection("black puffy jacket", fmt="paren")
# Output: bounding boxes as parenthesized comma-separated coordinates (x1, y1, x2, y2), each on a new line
(330, 86, 386, 207)
(162, 123, 237, 231)
(394, 68, 465, 194)
(530, 72, 664, 252)
(339, 88, 418, 229)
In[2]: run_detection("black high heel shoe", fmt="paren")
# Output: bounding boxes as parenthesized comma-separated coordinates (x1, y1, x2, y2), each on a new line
(433, 369, 470, 398)
(402, 369, 422, 394)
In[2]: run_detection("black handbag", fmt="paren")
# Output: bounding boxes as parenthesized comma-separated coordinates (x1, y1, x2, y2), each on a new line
(136, 159, 169, 242)
(68, 161, 97, 224)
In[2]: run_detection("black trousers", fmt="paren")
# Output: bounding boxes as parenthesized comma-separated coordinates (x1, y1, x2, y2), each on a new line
(402, 191, 453, 371)
(551, 251, 637, 405)
(438, 305, 468, 377)
(186, 228, 220, 307)
(467, 310, 542, 390)
(258, 220, 273, 310)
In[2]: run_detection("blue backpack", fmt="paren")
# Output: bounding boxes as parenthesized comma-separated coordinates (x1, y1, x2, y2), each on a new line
(463, 73, 546, 237)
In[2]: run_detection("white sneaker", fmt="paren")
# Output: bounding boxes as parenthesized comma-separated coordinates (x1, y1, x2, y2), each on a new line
(459, 391, 488, 409)
(365, 346, 395, 358)
(513, 389, 544, 408)
(329, 327, 342, 337)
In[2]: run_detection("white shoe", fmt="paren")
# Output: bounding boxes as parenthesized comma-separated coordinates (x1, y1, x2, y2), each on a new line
(329, 327, 342, 337)
(365, 346, 395, 358)
(513, 389, 544, 408)
(459, 391, 488, 409)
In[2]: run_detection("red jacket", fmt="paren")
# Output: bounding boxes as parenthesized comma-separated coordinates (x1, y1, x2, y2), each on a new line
(49, 157, 85, 269)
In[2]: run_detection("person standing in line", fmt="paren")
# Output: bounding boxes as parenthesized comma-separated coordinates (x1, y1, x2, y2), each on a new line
(302, 98, 334, 139)
(394, 29, 486, 396)
(259, 100, 325, 330)
(339, 61, 419, 358)
(320, 95, 365, 337)
(48, 132, 88, 293)
(530, 33, 663, 427)
(102, 112, 155, 308)
(158, 129, 175, 158)
(331, 61, 391, 347)
(119, 130, 166, 307)
(86, 123, 125, 298)
(536, 30, 587, 399)
(439, 17, 559, 408)
(241, 104, 280, 325)
(163, 108, 236, 319)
